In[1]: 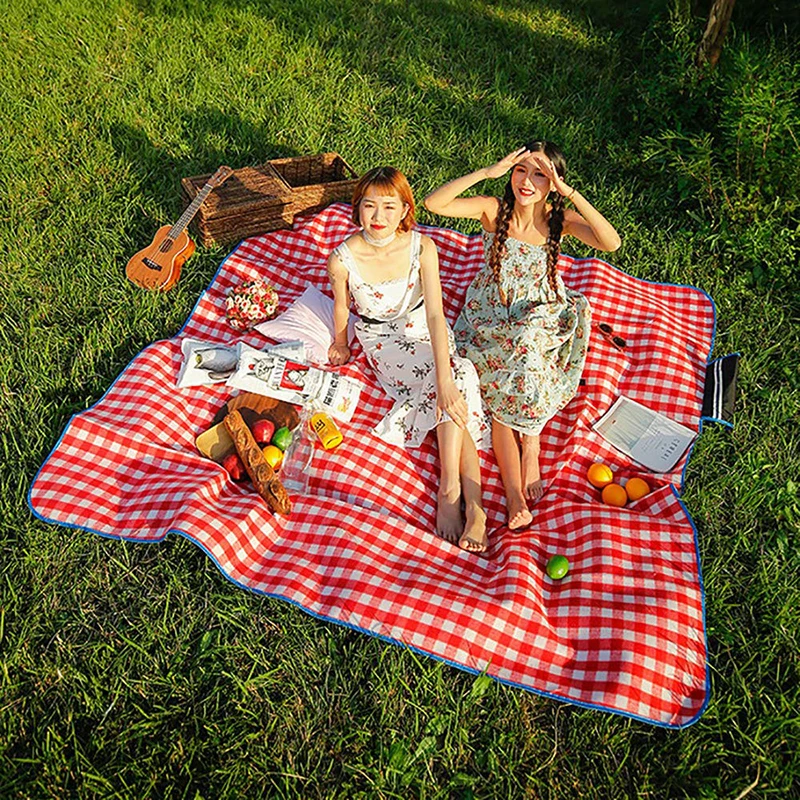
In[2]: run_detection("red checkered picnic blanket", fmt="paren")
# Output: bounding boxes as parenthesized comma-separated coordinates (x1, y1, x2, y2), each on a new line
(29, 204, 714, 727)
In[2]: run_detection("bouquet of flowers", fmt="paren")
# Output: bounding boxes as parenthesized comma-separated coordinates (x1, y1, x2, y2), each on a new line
(225, 279, 279, 331)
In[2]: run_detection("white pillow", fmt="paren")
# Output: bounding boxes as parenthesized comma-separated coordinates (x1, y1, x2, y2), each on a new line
(255, 284, 356, 365)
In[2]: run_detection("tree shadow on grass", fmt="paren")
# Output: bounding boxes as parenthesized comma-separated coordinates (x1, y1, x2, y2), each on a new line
(127, 0, 620, 129)
(20, 110, 304, 435)
(123, 0, 644, 205)
(109, 107, 300, 248)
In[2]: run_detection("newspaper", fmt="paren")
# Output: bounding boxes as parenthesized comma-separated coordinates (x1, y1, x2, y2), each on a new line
(227, 343, 361, 422)
(592, 395, 697, 472)
(176, 339, 301, 388)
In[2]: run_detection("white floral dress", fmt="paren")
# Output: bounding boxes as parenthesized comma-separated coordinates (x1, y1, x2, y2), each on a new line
(454, 232, 591, 436)
(334, 231, 488, 450)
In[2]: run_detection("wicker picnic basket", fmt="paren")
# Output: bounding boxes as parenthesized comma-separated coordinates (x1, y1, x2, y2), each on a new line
(268, 152, 358, 218)
(181, 153, 358, 247)
(180, 163, 291, 248)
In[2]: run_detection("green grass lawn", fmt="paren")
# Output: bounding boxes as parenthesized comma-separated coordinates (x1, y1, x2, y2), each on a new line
(2, 0, 799, 797)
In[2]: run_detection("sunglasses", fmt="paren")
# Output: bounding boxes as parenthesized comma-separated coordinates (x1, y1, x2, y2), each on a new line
(596, 322, 627, 351)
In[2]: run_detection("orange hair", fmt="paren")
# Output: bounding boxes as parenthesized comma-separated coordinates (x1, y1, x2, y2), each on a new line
(351, 166, 415, 233)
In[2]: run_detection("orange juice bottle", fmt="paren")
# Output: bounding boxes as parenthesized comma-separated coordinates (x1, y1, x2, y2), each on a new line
(308, 408, 343, 450)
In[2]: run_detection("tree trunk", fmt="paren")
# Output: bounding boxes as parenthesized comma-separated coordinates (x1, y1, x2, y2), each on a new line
(696, 0, 737, 68)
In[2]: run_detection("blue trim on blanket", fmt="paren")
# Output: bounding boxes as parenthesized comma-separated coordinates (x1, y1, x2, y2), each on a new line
(26, 211, 715, 730)
(22, 498, 710, 729)
(699, 416, 734, 430)
(668, 484, 712, 726)
(171, 516, 710, 730)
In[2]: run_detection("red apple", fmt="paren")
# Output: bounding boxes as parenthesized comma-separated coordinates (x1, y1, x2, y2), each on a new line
(251, 418, 276, 445)
(222, 452, 246, 481)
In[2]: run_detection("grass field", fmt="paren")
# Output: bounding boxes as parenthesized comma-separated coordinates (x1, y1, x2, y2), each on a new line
(2, 0, 799, 797)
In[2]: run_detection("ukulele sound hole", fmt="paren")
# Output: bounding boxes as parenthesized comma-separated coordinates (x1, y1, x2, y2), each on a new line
(143, 258, 163, 271)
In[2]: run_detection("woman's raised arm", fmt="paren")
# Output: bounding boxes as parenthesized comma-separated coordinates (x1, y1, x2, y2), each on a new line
(424, 148, 530, 224)
(530, 152, 621, 252)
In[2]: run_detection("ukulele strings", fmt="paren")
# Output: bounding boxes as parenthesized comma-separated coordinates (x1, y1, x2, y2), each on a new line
(164, 180, 216, 247)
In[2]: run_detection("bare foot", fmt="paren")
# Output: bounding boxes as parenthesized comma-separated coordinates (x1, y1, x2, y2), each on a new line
(521, 435, 545, 503)
(436, 489, 462, 544)
(459, 504, 488, 553)
(525, 479, 545, 502)
(506, 493, 533, 531)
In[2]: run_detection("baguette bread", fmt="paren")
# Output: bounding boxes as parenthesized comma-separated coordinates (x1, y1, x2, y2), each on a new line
(224, 409, 292, 515)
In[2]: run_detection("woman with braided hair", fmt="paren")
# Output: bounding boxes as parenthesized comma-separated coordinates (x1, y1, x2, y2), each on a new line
(425, 142, 620, 530)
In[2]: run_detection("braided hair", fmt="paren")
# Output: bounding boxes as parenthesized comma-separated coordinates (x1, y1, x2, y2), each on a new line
(487, 181, 516, 305)
(487, 140, 568, 303)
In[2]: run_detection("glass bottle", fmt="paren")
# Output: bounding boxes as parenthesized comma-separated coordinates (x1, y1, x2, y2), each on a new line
(280, 406, 314, 495)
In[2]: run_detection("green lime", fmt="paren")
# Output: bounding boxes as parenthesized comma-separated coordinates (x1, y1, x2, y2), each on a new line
(271, 426, 293, 452)
(546, 555, 570, 580)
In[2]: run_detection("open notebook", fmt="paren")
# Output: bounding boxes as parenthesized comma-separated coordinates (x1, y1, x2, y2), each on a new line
(593, 395, 697, 472)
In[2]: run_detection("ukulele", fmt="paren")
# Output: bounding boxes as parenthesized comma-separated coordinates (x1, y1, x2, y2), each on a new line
(126, 165, 233, 291)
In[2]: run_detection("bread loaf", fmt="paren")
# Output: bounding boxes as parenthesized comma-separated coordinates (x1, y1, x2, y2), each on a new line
(224, 409, 292, 515)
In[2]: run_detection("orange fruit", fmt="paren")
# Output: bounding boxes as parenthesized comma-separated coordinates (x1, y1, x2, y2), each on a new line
(587, 462, 614, 488)
(601, 483, 628, 507)
(261, 444, 284, 469)
(625, 477, 651, 501)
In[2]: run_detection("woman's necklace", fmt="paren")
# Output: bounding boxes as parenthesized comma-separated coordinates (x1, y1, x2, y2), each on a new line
(361, 229, 397, 248)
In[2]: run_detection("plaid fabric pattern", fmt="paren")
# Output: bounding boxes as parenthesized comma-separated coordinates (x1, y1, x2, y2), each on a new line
(29, 204, 714, 727)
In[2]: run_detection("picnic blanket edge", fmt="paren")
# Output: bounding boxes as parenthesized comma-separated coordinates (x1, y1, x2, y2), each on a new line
(26, 206, 716, 729)
(24, 488, 711, 729)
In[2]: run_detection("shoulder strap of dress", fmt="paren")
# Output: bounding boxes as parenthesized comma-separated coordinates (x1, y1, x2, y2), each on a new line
(333, 240, 362, 282)
(409, 230, 422, 271)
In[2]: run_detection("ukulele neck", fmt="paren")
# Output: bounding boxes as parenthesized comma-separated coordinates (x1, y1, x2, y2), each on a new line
(168, 181, 215, 241)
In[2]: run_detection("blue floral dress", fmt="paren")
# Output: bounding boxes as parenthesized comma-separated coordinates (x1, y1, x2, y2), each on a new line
(334, 231, 489, 450)
(454, 232, 590, 436)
